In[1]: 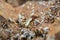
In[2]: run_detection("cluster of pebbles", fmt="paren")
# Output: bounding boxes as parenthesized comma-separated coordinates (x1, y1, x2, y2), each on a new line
(0, 0, 60, 40)
(0, 13, 50, 40)
(0, 7, 60, 40)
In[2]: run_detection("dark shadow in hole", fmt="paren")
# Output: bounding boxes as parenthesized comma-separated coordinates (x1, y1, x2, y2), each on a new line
(5, 0, 7, 2)
(4, 0, 28, 7)
(17, 0, 27, 5)
(55, 31, 60, 40)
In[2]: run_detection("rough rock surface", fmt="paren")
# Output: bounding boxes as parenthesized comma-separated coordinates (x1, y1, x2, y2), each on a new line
(0, 0, 60, 40)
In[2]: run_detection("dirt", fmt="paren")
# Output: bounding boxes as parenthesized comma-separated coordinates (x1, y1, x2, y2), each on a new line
(0, 0, 60, 40)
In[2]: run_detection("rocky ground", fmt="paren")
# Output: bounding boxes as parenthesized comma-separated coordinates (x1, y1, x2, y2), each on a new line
(0, 0, 60, 40)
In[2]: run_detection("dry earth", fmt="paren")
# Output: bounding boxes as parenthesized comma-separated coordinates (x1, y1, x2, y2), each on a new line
(0, 0, 60, 40)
